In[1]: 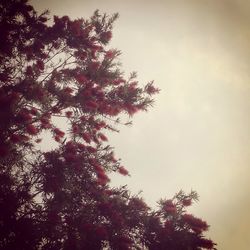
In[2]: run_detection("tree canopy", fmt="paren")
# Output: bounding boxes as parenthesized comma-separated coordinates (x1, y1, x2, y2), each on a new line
(0, 0, 216, 249)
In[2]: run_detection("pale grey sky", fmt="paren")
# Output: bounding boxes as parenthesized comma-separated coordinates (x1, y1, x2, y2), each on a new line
(32, 1, 250, 249)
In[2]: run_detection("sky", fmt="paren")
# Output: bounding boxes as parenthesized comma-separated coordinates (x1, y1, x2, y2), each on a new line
(32, 0, 250, 249)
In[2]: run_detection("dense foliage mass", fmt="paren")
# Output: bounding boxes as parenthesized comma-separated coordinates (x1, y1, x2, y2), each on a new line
(0, 0, 216, 249)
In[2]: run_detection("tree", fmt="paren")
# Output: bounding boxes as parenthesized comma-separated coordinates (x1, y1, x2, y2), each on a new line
(0, 0, 216, 249)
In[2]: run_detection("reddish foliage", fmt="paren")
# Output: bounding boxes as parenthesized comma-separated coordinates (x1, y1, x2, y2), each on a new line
(26, 124, 39, 135)
(163, 200, 177, 214)
(10, 134, 22, 143)
(0, 144, 10, 157)
(75, 74, 87, 84)
(98, 132, 108, 142)
(183, 198, 192, 206)
(118, 166, 129, 176)
(100, 31, 112, 43)
(65, 110, 73, 118)
(182, 214, 209, 233)
(54, 128, 65, 138)
(0, 1, 216, 250)
(82, 132, 91, 143)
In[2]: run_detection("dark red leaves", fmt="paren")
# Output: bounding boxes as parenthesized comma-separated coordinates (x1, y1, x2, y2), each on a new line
(82, 132, 91, 143)
(0, 143, 10, 158)
(26, 66, 33, 76)
(94, 121, 106, 130)
(95, 225, 108, 239)
(10, 134, 22, 143)
(126, 104, 139, 116)
(89, 61, 100, 71)
(129, 197, 148, 211)
(16, 110, 33, 123)
(30, 108, 38, 116)
(164, 220, 174, 232)
(0, 3, 215, 250)
(97, 173, 110, 185)
(51, 106, 61, 114)
(36, 60, 44, 71)
(182, 214, 209, 233)
(105, 50, 115, 59)
(163, 200, 177, 214)
(65, 111, 73, 118)
(63, 152, 77, 163)
(145, 82, 160, 95)
(72, 124, 80, 134)
(197, 238, 215, 249)
(54, 128, 65, 141)
(26, 124, 39, 135)
(40, 117, 51, 129)
(31, 86, 46, 101)
(86, 146, 96, 153)
(85, 100, 99, 110)
(100, 31, 112, 43)
(182, 198, 192, 207)
(98, 132, 108, 142)
(118, 166, 129, 176)
(74, 51, 87, 60)
(69, 20, 83, 36)
(75, 74, 87, 84)
(63, 87, 73, 95)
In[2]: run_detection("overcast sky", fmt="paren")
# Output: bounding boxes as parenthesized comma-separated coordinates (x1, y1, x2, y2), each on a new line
(32, 1, 250, 249)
